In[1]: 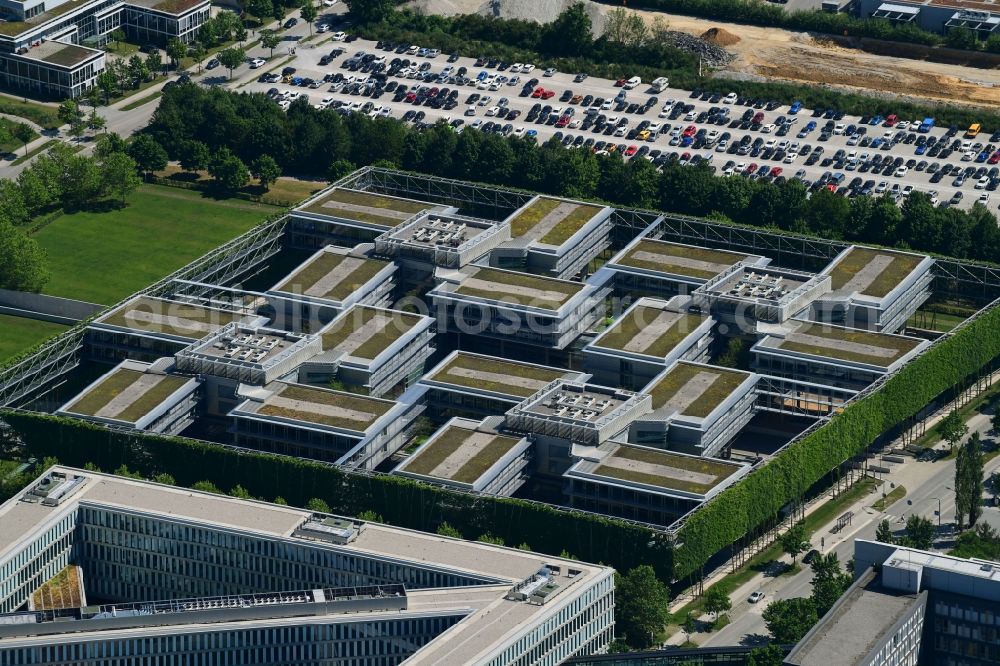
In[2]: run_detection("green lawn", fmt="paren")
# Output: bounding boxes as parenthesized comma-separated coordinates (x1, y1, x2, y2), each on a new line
(33, 185, 279, 305)
(0, 314, 69, 364)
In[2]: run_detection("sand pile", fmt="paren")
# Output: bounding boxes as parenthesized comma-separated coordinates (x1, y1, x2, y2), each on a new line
(700, 27, 741, 47)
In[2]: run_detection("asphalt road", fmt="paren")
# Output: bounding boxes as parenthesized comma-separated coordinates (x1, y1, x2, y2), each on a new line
(236, 29, 1000, 213)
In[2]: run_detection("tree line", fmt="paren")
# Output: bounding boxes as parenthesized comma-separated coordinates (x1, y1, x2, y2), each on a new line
(143, 83, 1000, 264)
(352, 4, 1000, 134)
(0, 137, 143, 292)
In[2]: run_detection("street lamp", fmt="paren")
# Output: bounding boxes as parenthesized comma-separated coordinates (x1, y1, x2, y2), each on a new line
(930, 497, 941, 529)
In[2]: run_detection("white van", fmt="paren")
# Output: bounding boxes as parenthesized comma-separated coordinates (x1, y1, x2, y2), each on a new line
(651, 76, 669, 92)
(623, 76, 641, 90)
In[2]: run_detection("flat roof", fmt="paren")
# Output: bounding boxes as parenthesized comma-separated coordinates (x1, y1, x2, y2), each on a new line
(273, 250, 389, 302)
(646, 362, 752, 419)
(786, 573, 920, 666)
(247, 382, 395, 432)
(708, 266, 809, 301)
(400, 425, 523, 484)
(18, 41, 100, 67)
(592, 305, 708, 358)
(426, 352, 571, 398)
(927, 0, 1000, 14)
(826, 246, 926, 299)
(187, 327, 300, 365)
(95, 296, 247, 340)
(588, 444, 741, 494)
(389, 212, 493, 246)
(453, 267, 584, 310)
(320, 306, 425, 362)
(299, 188, 431, 227)
(125, 0, 208, 13)
(522, 383, 635, 422)
(617, 239, 756, 279)
(60, 367, 189, 423)
(0, 0, 93, 36)
(771, 322, 922, 367)
(508, 196, 603, 246)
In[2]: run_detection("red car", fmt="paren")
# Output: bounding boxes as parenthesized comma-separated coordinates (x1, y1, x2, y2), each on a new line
(885, 114, 898, 127)
(682, 124, 697, 137)
(989, 151, 1000, 165)
(624, 145, 638, 157)
(405, 92, 417, 102)
(555, 115, 570, 128)
(826, 183, 837, 192)
(531, 87, 544, 98)
(770, 167, 783, 177)
(540, 89, 555, 100)
(614, 78, 626, 87)
(744, 163, 757, 175)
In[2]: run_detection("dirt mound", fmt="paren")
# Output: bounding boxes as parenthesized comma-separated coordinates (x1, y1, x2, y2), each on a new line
(700, 27, 741, 47)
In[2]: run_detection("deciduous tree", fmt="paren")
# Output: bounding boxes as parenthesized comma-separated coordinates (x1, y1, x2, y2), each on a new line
(903, 515, 935, 550)
(762, 597, 818, 644)
(250, 154, 280, 190)
(615, 565, 670, 648)
(208, 147, 249, 191)
(301, 2, 317, 35)
(0, 218, 48, 292)
(704, 584, 731, 620)
(100, 151, 141, 206)
(781, 522, 809, 564)
(126, 134, 168, 176)
(217, 46, 246, 80)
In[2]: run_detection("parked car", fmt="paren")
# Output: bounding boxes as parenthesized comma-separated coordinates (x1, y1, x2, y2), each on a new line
(748, 591, 765, 604)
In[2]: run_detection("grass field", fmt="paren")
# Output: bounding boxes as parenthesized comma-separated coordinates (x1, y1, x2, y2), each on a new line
(33, 185, 280, 304)
(0, 315, 69, 364)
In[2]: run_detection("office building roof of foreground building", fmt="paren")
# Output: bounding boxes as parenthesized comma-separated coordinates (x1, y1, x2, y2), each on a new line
(0, 466, 615, 665)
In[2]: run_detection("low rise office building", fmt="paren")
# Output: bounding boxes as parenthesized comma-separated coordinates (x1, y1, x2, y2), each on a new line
(0, 466, 616, 665)
(583, 298, 714, 390)
(373, 209, 510, 275)
(290, 187, 441, 247)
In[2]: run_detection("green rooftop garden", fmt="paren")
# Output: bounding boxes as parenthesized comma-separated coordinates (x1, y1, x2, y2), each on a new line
(648, 362, 751, 418)
(301, 188, 428, 226)
(430, 353, 566, 397)
(0, 0, 93, 36)
(99, 296, 242, 338)
(594, 306, 706, 357)
(593, 445, 737, 494)
(65, 369, 189, 422)
(38, 44, 96, 67)
(455, 267, 582, 310)
(508, 196, 602, 245)
(827, 246, 924, 298)
(403, 426, 521, 483)
(619, 240, 749, 279)
(258, 383, 393, 430)
(777, 322, 921, 366)
(276, 252, 388, 301)
(322, 306, 423, 361)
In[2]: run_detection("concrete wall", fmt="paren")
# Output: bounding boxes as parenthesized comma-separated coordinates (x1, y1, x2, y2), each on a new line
(0, 288, 103, 325)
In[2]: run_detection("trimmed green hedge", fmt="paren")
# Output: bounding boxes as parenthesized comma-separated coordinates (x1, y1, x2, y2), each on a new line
(0, 411, 674, 579)
(674, 303, 1000, 578)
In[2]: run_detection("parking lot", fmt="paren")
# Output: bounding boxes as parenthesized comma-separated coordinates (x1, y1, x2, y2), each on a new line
(240, 30, 1000, 213)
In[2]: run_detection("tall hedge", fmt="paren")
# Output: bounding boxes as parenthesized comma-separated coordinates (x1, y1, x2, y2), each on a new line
(0, 412, 674, 579)
(674, 303, 1000, 578)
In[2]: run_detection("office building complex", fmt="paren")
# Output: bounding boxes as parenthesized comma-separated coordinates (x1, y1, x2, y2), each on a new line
(0, 466, 616, 665)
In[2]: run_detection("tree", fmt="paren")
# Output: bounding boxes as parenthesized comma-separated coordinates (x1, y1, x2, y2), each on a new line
(229, 484, 253, 499)
(190, 42, 207, 73)
(208, 147, 250, 191)
(476, 533, 504, 545)
(305, 497, 331, 512)
(809, 552, 852, 617)
(327, 158, 356, 182)
(273, 496, 288, 505)
(681, 612, 697, 644)
(704, 584, 732, 621)
(956, 431, 985, 529)
(343, 0, 395, 25)
(235, 23, 248, 45)
(246, 0, 273, 25)
(94, 132, 126, 160)
(357, 510, 384, 523)
(146, 51, 163, 77)
(166, 38, 187, 69)
(938, 409, 968, 452)
(603, 8, 649, 47)
(747, 645, 786, 666)
(127, 54, 149, 86)
(87, 108, 106, 132)
(903, 515, 935, 550)
(110, 28, 126, 51)
(250, 154, 280, 190)
(68, 118, 87, 141)
(762, 597, 818, 644)
(217, 46, 245, 80)
(152, 473, 176, 485)
(262, 30, 282, 58)
(126, 134, 168, 176)
(101, 151, 142, 206)
(12, 122, 33, 157)
(191, 480, 223, 494)
(781, 522, 809, 564)
(436, 522, 462, 538)
(178, 139, 210, 174)
(0, 219, 48, 292)
(96, 70, 118, 104)
(272, 2, 285, 23)
(875, 519, 895, 545)
(301, 2, 317, 35)
(0, 181, 28, 225)
(946, 26, 978, 50)
(199, 20, 219, 47)
(992, 410, 1000, 434)
(615, 566, 670, 648)
(57, 99, 81, 126)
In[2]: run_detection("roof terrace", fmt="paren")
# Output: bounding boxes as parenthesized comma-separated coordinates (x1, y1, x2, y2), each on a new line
(424, 352, 574, 399)
(298, 188, 432, 227)
(14, 41, 101, 67)
(58, 364, 191, 424)
(272, 248, 390, 303)
(577, 443, 743, 495)
(507, 196, 605, 246)
(616, 239, 760, 280)
(243, 382, 395, 432)
(646, 361, 753, 419)
(767, 321, 923, 367)
(452, 266, 584, 310)
(824, 246, 928, 300)
(95, 295, 249, 340)
(591, 304, 708, 358)
(398, 424, 525, 485)
(319, 305, 426, 363)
